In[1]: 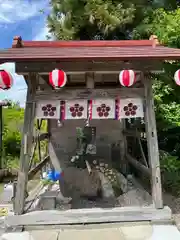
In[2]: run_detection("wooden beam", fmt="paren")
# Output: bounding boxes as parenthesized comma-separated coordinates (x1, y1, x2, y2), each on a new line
(34, 88, 144, 101)
(14, 73, 37, 215)
(137, 137, 148, 167)
(144, 74, 163, 209)
(37, 74, 52, 90)
(29, 141, 37, 170)
(123, 129, 148, 167)
(28, 155, 50, 180)
(85, 72, 95, 89)
(126, 153, 151, 177)
(5, 206, 171, 226)
(16, 60, 163, 74)
(123, 129, 141, 138)
(33, 133, 50, 143)
(119, 120, 129, 175)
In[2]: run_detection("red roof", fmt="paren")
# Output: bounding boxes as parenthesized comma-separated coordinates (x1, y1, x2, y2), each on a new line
(0, 36, 180, 62)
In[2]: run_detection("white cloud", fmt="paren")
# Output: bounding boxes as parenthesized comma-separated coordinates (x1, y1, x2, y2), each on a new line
(0, 0, 49, 23)
(33, 25, 49, 40)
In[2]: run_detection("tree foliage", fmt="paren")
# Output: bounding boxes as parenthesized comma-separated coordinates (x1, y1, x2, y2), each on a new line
(133, 8, 180, 130)
(2, 103, 24, 158)
(47, 3, 180, 131)
(48, 0, 161, 40)
(46, 2, 180, 194)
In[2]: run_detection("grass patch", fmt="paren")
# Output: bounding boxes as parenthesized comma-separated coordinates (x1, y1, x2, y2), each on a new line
(0, 183, 4, 193)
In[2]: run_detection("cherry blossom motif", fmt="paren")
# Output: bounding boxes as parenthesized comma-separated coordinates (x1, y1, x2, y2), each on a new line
(41, 103, 57, 117)
(68, 103, 84, 118)
(123, 102, 138, 117)
(96, 103, 111, 118)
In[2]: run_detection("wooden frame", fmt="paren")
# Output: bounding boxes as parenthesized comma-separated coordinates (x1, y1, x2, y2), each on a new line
(126, 154, 151, 177)
(14, 74, 37, 215)
(34, 88, 144, 101)
(5, 206, 171, 226)
(144, 74, 163, 209)
(9, 36, 167, 223)
(121, 74, 163, 209)
(16, 60, 163, 74)
(14, 76, 164, 216)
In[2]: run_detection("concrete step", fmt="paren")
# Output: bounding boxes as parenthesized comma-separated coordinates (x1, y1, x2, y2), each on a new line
(1, 222, 180, 240)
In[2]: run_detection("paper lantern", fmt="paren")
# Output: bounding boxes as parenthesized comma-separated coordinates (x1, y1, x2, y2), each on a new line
(0, 70, 13, 90)
(174, 70, 180, 86)
(119, 70, 135, 87)
(49, 69, 67, 88)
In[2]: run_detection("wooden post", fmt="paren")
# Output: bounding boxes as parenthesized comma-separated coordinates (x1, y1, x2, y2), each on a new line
(144, 74, 163, 209)
(120, 119, 129, 175)
(14, 74, 36, 214)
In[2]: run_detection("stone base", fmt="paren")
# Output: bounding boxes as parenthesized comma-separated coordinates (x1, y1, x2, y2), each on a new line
(62, 168, 101, 197)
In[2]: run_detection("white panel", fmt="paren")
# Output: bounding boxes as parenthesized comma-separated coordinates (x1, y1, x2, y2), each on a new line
(119, 98, 144, 119)
(36, 100, 61, 119)
(64, 100, 88, 119)
(91, 99, 115, 119)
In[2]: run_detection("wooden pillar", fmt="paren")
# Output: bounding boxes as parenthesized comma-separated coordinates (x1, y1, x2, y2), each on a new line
(120, 119, 129, 175)
(144, 75, 163, 209)
(14, 74, 36, 214)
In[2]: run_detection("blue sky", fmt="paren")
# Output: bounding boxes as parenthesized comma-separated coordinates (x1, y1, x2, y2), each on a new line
(0, 0, 50, 107)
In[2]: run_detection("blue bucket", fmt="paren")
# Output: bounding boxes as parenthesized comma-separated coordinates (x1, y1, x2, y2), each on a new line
(47, 170, 64, 182)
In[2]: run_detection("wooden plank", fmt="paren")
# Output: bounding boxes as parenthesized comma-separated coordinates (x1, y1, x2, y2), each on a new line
(34, 88, 144, 101)
(123, 130, 141, 138)
(33, 133, 50, 143)
(138, 137, 148, 167)
(24, 222, 153, 231)
(144, 75, 163, 209)
(14, 73, 37, 215)
(16, 60, 163, 74)
(29, 141, 37, 170)
(28, 155, 50, 180)
(119, 120, 129, 175)
(4, 206, 171, 226)
(126, 154, 151, 176)
(85, 72, 95, 89)
(38, 74, 52, 90)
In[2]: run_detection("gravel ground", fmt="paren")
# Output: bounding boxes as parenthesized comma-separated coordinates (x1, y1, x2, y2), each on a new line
(163, 192, 180, 230)
(1, 179, 180, 236)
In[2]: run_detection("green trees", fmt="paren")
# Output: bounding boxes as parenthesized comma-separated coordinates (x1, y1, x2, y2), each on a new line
(2, 103, 24, 168)
(46, 2, 180, 194)
(47, 0, 178, 40)
(47, 2, 180, 131)
(133, 8, 180, 130)
(47, 0, 160, 40)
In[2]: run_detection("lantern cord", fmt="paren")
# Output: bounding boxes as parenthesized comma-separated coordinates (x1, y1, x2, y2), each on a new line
(85, 101, 91, 127)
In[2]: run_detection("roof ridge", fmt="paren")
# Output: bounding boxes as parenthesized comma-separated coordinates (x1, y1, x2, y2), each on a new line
(11, 35, 160, 48)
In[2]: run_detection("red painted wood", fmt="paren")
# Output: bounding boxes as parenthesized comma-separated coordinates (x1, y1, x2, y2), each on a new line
(1, 46, 180, 62)
(22, 40, 156, 48)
